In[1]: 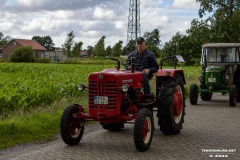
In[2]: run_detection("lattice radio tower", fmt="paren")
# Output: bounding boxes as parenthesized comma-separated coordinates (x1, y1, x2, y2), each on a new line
(126, 0, 141, 52)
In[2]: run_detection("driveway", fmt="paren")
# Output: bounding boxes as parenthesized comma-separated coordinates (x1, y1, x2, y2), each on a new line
(1, 93, 240, 160)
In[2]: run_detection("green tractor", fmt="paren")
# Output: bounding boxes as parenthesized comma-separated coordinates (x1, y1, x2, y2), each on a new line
(190, 43, 240, 107)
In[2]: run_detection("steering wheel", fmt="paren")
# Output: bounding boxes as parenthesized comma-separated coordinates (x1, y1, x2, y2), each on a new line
(122, 59, 144, 71)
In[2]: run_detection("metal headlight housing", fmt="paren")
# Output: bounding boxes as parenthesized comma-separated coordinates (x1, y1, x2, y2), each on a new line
(77, 83, 87, 91)
(121, 84, 129, 92)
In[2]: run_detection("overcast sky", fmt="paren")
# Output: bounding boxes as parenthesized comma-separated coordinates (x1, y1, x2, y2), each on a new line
(0, 0, 201, 49)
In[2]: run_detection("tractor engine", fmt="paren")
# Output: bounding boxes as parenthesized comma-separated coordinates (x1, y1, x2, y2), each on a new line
(88, 69, 143, 119)
(204, 66, 225, 90)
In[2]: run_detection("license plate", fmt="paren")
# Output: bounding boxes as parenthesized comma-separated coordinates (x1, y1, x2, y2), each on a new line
(208, 77, 216, 83)
(94, 96, 108, 104)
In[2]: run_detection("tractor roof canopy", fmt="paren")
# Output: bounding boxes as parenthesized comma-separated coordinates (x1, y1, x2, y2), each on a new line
(201, 43, 240, 64)
(202, 43, 240, 48)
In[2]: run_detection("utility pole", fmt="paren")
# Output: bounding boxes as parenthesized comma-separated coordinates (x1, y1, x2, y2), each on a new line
(126, 0, 141, 54)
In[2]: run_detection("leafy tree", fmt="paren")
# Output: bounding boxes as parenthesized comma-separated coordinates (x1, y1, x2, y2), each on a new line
(87, 46, 94, 57)
(72, 41, 83, 57)
(32, 36, 55, 51)
(0, 32, 12, 47)
(196, 0, 240, 42)
(94, 35, 106, 57)
(105, 46, 112, 56)
(124, 39, 135, 55)
(112, 41, 123, 57)
(8, 46, 35, 62)
(62, 31, 75, 57)
(144, 29, 161, 57)
(161, 0, 240, 65)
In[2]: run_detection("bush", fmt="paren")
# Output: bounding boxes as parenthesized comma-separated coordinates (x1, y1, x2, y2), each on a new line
(8, 46, 35, 62)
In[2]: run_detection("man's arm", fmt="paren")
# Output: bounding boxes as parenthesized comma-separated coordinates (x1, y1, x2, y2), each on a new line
(149, 53, 159, 73)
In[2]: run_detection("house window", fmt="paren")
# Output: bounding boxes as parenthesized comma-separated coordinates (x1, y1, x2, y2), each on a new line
(12, 42, 16, 46)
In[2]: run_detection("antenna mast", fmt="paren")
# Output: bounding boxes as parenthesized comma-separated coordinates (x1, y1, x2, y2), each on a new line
(126, 0, 141, 54)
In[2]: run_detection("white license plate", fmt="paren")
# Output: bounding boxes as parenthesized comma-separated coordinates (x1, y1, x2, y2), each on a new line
(94, 96, 108, 104)
(208, 77, 216, 83)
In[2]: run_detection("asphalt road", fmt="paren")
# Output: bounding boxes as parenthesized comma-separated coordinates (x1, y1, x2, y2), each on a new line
(1, 93, 240, 160)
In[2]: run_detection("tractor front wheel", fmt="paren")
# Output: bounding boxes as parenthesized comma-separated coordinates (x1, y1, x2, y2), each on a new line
(134, 108, 154, 152)
(229, 85, 237, 107)
(157, 76, 185, 135)
(190, 84, 198, 105)
(60, 105, 84, 145)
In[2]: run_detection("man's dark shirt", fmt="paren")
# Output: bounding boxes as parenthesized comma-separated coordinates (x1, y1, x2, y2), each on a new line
(127, 49, 159, 77)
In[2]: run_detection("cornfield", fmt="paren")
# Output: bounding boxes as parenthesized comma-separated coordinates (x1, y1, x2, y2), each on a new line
(0, 63, 111, 113)
(0, 63, 200, 113)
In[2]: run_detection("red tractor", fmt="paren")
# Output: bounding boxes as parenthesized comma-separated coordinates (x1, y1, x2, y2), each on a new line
(60, 56, 186, 151)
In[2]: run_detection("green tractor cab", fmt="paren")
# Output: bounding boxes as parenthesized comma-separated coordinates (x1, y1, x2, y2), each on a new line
(190, 43, 240, 106)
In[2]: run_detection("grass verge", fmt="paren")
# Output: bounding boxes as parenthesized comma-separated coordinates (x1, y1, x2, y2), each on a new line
(0, 95, 87, 149)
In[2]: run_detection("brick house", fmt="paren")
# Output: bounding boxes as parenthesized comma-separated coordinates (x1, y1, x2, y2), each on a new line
(2, 38, 47, 61)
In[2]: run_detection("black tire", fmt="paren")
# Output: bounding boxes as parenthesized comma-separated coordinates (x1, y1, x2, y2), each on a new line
(157, 75, 185, 135)
(200, 92, 212, 101)
(60, 104, 84, 145)
(236, 72, 240, 102)
(190, 84, 198, 105)
(134, 108, 154, 152)
(100, 123, 123, 132)
(229, 85, 237, 107)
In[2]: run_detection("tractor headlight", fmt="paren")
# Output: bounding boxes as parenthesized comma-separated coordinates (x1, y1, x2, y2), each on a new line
(77, 83, 87, 91)
(122, 84, 129, 92)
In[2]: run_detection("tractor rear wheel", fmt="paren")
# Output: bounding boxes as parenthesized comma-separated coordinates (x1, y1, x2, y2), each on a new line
(190, 84, 198, 105)
(201, 92, 212, 101)
(236, 72, 240, 102)
(134, 108, 154, 152)
(100, 123, 123, 132)
(229, 85, 237, 107)
(60, 105, 84, 145)
(157, 76, 185, 135)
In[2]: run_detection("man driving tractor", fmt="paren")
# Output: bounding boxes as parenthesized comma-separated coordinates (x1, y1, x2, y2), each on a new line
(127, 37, 159, 98)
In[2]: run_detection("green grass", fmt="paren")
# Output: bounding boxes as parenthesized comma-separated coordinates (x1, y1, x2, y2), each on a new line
(0, 95, 88, 149)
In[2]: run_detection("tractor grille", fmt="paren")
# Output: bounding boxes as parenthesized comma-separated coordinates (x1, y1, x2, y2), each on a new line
(89, 81, 118, 109)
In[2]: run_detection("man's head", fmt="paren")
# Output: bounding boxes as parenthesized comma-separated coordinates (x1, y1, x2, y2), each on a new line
(136, 37, 146, 53)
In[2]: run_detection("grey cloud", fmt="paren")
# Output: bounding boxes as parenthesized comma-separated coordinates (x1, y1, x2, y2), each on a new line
(3, 0, 125, 13)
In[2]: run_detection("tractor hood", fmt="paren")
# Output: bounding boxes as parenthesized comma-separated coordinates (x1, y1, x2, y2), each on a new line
(206, 66, 224, 72)
(88, 68, 143, 89)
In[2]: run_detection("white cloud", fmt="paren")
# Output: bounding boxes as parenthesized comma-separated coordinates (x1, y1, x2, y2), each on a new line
(93, 6, 115, 19)
(172, 0, 200, 9)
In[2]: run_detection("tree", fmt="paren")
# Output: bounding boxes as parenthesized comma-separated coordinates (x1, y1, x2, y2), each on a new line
(112, 41, 123, 57)
(143, 29, 161, 57)
(124, 39, 135, 55)
(87, 46, 94, 57)
(62, 31, 75, 57)
(32, 36, 55, 51)
(94, 35, 106, 57)
(0, 32, 12, 47)
(105, 46, 112, 56)
(161, 0, 240, 65)
(72, 41, 83, 57)
(196, 0, 240, 42)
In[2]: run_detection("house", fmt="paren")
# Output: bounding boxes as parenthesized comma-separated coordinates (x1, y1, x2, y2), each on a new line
(2, 38, 47, 61)
(80, 50, 89, 57)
